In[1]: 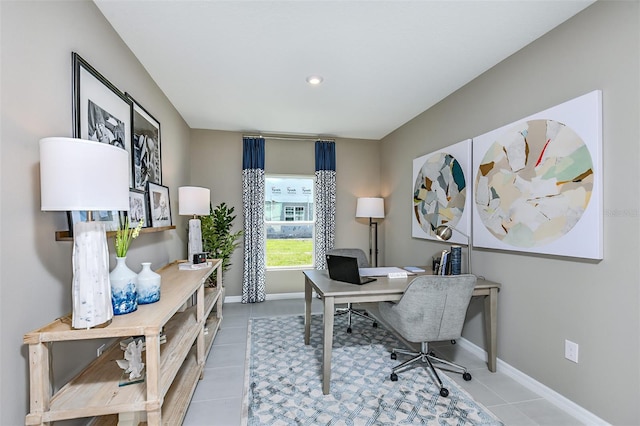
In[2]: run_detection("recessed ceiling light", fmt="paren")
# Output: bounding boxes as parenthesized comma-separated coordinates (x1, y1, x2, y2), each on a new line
(306, 75, 323, 85)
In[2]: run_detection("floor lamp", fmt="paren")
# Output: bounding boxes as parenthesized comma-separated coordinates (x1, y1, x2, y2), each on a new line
(39, 137, 130, 329)
(356, 197, 385, 267)
(434, 224, 472, 274)
(178, 186, 210, 263)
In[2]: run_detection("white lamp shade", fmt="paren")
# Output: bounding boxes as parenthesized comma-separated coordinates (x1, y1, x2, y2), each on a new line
(356, 197, 385, 219)
(39, 137, 130, 211)
(179, 186, 210, 216)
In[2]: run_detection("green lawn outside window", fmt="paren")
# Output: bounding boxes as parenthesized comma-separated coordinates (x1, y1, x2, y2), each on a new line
(266, 239, 313, 267)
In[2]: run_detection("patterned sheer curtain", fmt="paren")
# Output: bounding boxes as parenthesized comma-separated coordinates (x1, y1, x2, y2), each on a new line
(242, 136, 266, 303)
(314, 140, 336, 269)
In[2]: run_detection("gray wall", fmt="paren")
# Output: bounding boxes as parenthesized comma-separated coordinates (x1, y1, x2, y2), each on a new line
(380, 2, 639, 424)
(190, 130, 382, 297)
(1, 1, 190, 423)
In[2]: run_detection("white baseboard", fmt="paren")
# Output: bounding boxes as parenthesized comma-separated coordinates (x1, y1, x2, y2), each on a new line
(224, 292, 309, 304)
(456, 338, 609, 426)
(224, 292, 608, 426)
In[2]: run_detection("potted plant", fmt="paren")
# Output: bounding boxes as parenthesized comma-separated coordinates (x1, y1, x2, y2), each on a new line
(201, 202, 243, 286)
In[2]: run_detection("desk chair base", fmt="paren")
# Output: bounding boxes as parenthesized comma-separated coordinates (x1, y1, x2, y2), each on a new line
(389, 342, 471, 397)
(335, 303, 377, 333)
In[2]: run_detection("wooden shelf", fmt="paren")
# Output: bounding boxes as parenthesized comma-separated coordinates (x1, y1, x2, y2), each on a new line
(55, 225, 176, 242)
(25, 259, 225, 426)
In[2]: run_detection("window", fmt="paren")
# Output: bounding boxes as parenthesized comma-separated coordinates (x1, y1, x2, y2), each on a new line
(265, 176, 314, 268)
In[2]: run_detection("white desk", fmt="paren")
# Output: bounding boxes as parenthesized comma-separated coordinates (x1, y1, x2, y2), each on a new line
(303, 269, 500, 395)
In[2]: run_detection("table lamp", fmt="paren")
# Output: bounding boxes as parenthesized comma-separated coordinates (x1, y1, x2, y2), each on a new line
(178, 186, 210, 263)
(355, 197, 385, 267)
(40, 137, 129, 329)
(435, 224, 472, 274)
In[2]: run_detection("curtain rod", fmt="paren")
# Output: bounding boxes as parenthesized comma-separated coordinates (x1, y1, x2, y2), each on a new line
(243, 134, 335, 142)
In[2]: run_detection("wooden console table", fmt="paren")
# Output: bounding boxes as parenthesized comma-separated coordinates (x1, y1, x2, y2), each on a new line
(24, 260, 223, 425)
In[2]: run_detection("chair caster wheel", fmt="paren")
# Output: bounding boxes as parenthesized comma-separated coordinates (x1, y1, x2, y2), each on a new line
(463, 372, 472, 381)
(390, 353, 397, 360)
(373, 322, 378, 328)
(390, 373, 398, 381)
(440, 388, 449, 397)
(347, 327, 352, 333)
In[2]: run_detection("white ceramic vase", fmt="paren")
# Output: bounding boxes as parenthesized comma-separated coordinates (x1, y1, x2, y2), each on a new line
(137, 262, 161, 304)
(110, 256, 138, 315)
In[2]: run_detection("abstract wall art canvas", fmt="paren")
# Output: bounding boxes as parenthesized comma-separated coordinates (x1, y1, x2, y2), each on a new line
(472, 90, 602, 259)
(412, 139, 472, 244)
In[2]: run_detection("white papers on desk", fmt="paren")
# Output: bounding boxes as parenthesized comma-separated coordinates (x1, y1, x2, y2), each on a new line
(359, 267, 412, 277)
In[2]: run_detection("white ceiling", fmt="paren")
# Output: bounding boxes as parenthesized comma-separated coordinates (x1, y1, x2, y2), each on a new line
(94, 0, 594, 141)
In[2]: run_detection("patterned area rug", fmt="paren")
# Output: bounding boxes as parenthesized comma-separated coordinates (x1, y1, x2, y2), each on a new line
(244, 313, 503, 425)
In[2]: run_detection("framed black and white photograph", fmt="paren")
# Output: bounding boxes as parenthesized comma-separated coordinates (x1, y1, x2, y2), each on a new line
(127, 189, 148, 228)
(72, 52, 133, 186)
(127, 94, 162, 191)
(67, 211, 120, 236)
(147, 182, 172, 227)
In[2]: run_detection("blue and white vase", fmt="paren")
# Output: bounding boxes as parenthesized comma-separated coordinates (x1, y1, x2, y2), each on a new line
(110, 256, 138, 315)
(137, 262, 161, 304)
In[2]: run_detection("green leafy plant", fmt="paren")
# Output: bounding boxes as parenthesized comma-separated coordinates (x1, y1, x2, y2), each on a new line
(115, 217, 144, 257)
(201, 202, 243, 284)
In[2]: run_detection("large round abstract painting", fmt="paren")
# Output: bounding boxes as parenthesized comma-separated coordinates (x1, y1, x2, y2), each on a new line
(413, 152, 466, 235)
(475, 119, 594, 248)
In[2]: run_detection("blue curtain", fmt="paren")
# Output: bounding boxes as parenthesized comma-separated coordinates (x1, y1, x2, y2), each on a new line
(314, 140, 336, 269)
(242, 137, 266, 303)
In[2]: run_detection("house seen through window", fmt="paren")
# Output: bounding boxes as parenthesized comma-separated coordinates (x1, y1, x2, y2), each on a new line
(265, 176, 314, 268)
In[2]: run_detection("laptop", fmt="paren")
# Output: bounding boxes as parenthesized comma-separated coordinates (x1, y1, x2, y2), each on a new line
(326, 254, 377, 285)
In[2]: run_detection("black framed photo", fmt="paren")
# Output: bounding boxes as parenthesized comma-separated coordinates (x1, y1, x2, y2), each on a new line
(72, 52, 133, 186)
(67, 211, 120, 236)
(127, 94, 162, 191)
(127, 189, 148, 228)
(147, 182, 172, 227)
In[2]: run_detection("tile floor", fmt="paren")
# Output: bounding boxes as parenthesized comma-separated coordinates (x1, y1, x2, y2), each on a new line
(184, 299, 584, 426)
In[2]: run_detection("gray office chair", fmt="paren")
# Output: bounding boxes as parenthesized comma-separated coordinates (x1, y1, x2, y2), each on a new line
(378, 274, 476, 397)
(326, 248, 378, 333)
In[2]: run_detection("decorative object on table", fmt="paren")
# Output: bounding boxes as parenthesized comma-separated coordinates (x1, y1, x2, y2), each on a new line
(178, 186, 210, 263)
(110, 257, 138, 315)
(246, 314, 503, 425)
(201, 202, 242, 285)
(111, 217, 144, 315)
(126, 94, 162, 191)
(435, 224, 472, 274)
(355, 197, 385, 267)
(39, 137, 129, 329)
(450, 245, 462, 275)
(137, 262, 161, 304)
(472, 90, 602, 259)
(412, 139, 471, 245)
(72, 52, 133, 187)
(127, 189, 148, 228)
(147, 182, 172, 227)
(116, 339, 145, 386)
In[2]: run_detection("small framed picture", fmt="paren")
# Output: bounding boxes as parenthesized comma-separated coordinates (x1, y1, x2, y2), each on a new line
(67, 211, 120, 236)
(127, 189, 148, 228)
(147, 182, 172, 227)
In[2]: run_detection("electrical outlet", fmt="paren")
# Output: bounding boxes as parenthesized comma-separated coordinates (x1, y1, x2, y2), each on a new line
(565, 340, 579, 363)
(97, 343, 106, 358)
